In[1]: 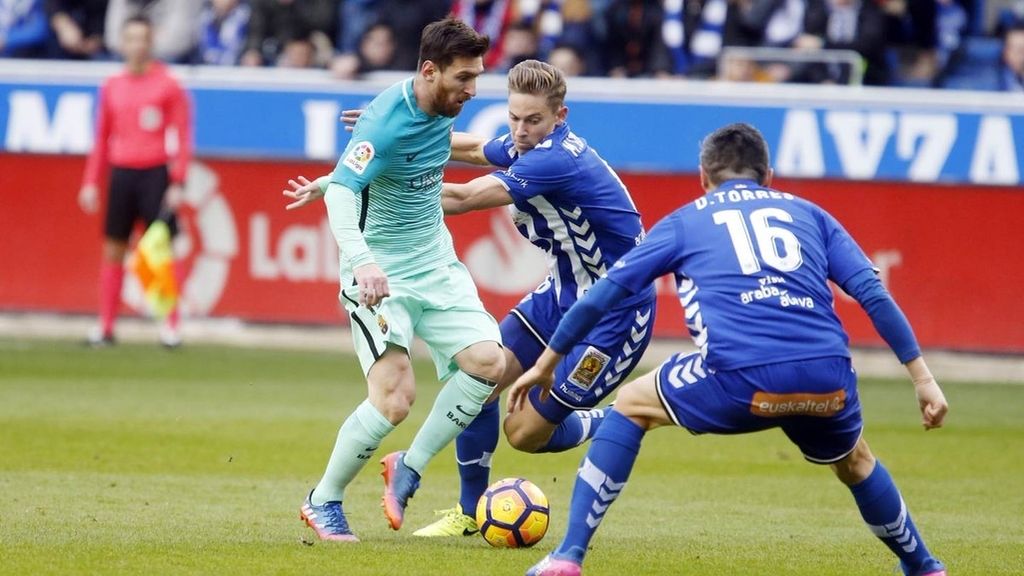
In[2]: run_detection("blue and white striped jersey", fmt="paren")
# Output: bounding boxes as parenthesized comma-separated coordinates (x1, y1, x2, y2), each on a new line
(484, 123, 652, 311)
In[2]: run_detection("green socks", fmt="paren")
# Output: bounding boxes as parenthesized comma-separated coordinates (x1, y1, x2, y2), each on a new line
(403, 371, 494, 474)
(311, 399, 394, 505)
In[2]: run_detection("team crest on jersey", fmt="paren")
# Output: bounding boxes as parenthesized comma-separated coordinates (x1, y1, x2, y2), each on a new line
(344, 141, 375, 174)
(568, 347, 611, 390)
(377, 314, 389, 335)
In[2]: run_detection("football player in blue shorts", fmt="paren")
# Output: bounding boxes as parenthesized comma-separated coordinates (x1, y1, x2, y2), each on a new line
(412, 60, 657, 537)
(510, 123, 949, 576)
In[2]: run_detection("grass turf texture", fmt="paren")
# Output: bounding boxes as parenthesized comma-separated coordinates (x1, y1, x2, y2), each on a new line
(1, 339, 1021, 575)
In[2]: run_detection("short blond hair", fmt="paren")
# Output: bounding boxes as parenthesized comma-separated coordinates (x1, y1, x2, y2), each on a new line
(507, 59, 567, 112)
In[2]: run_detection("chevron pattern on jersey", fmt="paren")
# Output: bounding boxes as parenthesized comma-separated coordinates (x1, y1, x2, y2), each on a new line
(677, 276, 708, 357)
(592, 307, 652, 398)
(577, 456, 626, 529)
(558, 205, 607, 280)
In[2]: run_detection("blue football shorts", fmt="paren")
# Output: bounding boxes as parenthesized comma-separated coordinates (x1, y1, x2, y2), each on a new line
(501, 283, 656, 423)
(655, 353, 863, 464)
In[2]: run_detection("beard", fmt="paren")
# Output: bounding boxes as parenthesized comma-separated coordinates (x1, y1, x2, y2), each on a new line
(433, 92, 465, 118)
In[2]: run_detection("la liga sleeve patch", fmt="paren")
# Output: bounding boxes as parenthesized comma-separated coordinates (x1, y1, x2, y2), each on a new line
(343, 141, 375, 175)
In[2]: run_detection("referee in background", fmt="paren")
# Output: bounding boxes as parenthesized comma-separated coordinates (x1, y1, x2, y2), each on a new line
(78, 15, 193, 348)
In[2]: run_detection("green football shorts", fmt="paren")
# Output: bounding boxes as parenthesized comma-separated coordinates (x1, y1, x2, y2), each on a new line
(340, 261, 501, 381)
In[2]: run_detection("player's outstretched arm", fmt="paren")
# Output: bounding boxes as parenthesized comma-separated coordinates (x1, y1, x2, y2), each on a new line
(282, 175, 329, 210)
(905, 356, 948, 430)
(841, 268, 949, 430)
(450, 132, 491, 165)
(442, 176, 513, 215)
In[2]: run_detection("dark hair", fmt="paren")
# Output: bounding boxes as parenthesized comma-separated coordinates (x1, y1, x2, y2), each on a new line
(123, 14, 152, 30)
(699, 123, 770, 185)
(418, 16, 490, 71)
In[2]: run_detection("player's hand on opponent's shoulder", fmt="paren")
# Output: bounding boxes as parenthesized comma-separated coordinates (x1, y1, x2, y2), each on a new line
(507, 365, 555, 414)
(914, 377, 948, 431)
(354, 262, 390, 307)
(339, 109, 363, 132)
(78, 184, 99, 214)
(282, 176, 325, 210)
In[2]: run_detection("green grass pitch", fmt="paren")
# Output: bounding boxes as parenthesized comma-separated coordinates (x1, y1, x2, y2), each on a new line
(1, 339, 1021, 575)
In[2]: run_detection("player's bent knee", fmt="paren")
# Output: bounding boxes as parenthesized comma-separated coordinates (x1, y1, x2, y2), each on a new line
(830, 437, 876, 486)
(502, 408, 552, 453)
(608, 372, 667, 430)
(457, 341, 506, 382)
(503, 422, 547, 453)
(611, 378, 651, 417)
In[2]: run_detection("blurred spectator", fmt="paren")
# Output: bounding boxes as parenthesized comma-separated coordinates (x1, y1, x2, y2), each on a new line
(879, 0, 939, 84)
(337, 0, 376, 55)
(1000, 25, 1024, 91)
(196, 0, 250, 65)
(686, 0, 730, 78)
(548, 42, 586, 76)
(277, 34, 315, 67)
(995, 0, 1024, 37)
(241, 0, 336, 67)
(736, 0, 827, 48)
(1, 0, 49, 57)
(683, 0, 826, 79)
(792, 0, 889, 85)
(105, 0, 202, 62)
(499, 20, 538, 71)
(934, 0, 967, 76)
(79, 15, 192, 348)
(370, 0, 449, 70)
(716, 52, 778, 81)
(45, 0, 107, 59)
(602, 0, 673, 77)
(453, 0, 515, 69)
(331, 21, 396, 78)
(555, 0, 593, 56)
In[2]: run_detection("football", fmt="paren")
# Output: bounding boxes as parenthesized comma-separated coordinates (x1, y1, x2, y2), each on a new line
(475, 477, 550, 548)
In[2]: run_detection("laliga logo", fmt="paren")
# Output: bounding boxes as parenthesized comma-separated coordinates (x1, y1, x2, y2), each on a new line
(124, 161, 238, 316)
(464, 208, 546, 295)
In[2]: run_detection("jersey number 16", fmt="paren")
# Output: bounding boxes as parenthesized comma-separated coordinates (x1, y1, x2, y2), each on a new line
(712, 208, 803, 274)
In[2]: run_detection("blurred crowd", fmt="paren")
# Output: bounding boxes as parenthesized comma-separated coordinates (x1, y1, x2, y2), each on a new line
(3, 0, 1023, 90)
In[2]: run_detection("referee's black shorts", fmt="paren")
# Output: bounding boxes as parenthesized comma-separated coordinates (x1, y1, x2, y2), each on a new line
(104, 165, 178, 241)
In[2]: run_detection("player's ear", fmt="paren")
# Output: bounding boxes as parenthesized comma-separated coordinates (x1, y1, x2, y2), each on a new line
(557, 105, 568, 123)
(762, 168, 774, 187)
(420, 59, 437, 81)
(699, 166, 713, 192)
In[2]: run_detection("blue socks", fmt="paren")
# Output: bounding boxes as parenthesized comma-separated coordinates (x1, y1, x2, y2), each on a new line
(454, 403, 612, 515)
(554, 411, 644, 564)
(538, 406, 611, 453)
(849, 461, 939, 575)
(455, 399, 500, 515)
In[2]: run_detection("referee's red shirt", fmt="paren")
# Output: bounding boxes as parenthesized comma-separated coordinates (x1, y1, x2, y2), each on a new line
(83, 61, 193, 186)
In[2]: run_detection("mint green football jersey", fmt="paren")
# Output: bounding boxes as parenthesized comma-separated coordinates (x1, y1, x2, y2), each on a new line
(330, 77, 457, 279)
